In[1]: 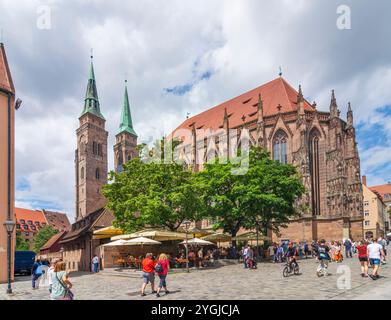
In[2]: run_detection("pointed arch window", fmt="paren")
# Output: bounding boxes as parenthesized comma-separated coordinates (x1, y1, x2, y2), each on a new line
(272, 130, 288, 164)
(309, 129, 321, 216)
(95, 168, 100, 180)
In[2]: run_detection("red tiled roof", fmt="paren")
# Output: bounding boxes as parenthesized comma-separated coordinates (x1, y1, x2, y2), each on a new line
(43, 210, 71, 232)
(14, 207, 48, 233)
(0, 43, 15, 94)
(370, 184, 391, 201)
(40, 231, 67, 251)
(172, 77, 314, 141)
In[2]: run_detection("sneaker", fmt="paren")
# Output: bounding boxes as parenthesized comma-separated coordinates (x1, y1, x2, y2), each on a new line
(361, 273, 364, 277)
(152, 290, 157, 293)
(156, 293, 160, 298)
(364, 274, 369, 278)
(165, 290, 170, 294)
(141, 293, 146, 296)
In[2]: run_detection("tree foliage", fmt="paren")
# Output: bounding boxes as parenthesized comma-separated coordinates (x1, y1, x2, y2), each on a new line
(16, 232, 29, 251)
(32, 226, 58, 253)
(196, 147, 305, 239)
(103, 158, 204, 233)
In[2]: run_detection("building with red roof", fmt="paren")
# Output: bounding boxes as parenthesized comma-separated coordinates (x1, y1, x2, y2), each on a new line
(15, 207, 48, 250)
(172, 76, 364, 242)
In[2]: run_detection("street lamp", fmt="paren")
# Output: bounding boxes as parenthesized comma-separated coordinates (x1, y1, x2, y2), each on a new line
(183, 219, 191, 273)
(3, 219, 16, 294)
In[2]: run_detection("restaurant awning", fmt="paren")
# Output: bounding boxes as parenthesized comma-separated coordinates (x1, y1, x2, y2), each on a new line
(93, 226, 124, 239)
(202, 233, 232, 242)
(111, 229, 192, 241)
(177, 227, 213, 238)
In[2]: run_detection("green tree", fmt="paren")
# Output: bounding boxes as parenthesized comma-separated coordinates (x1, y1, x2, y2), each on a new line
(196, 147, 305, 243)
(102, 158, 204, 233)
(16, 232, 29, 251)
(32, 226, 58, 253)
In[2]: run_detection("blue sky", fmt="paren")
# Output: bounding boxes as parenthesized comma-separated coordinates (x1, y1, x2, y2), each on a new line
(1, 0, 391, 219)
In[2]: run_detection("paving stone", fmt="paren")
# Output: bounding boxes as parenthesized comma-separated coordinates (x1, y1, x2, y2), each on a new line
(1, 254, 389, 300)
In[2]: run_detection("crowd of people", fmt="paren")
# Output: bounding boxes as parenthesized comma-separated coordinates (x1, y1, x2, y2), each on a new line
(28, 236, 389, 300)
(266, 237, 388, 280)
(31, 257, 74, 300)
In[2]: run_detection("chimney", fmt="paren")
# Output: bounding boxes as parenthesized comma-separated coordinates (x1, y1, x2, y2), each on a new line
(362, 175, 367, 186)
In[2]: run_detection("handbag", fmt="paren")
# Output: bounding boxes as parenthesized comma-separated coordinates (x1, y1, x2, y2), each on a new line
(55, 272, 74, 300)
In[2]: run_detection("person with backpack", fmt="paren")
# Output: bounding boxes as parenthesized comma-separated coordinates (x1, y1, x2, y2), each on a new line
(50, 261, 73, 300)
(356, 240, 369, 277)
(31, 258, 44, 290)
(155, 253, 170, 297)
(316, 239, 331, 276)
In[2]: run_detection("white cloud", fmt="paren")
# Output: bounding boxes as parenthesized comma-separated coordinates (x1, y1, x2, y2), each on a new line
(1, 0, 390, 219)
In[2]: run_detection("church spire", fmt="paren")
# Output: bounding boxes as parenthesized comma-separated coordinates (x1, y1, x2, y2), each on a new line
(117, 80, 137, 137)
(297, 85, 305, 117)
(257, 94, 264, 124)
(80, 55, 105, 120)
(330, 89, 340, 119)
(346, 102, 353, 128)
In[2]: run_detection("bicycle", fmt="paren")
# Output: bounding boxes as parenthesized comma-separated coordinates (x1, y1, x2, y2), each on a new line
(283, 259, 300, 277)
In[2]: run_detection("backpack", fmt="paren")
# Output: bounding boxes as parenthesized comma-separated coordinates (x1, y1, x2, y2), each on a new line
(154, 263, 163, 273)
(35, 264, 45, 276)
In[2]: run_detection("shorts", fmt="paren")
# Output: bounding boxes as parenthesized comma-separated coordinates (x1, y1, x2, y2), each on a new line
(142, 272, 155, 284)
(358, 257, 368, 262)
(369, 258, 381, 266)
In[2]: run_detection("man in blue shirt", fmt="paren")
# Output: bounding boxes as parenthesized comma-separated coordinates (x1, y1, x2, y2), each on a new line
(344, 239, 352, 258)
(31, 258, 43, 289)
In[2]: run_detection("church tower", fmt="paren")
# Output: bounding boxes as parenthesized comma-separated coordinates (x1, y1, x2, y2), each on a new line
(114, 80, 138, 173)
(75, 56, 108, 221)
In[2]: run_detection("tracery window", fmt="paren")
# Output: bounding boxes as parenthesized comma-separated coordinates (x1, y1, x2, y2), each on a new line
(309, 129, 321, 216)
(272, 130, 288, 164)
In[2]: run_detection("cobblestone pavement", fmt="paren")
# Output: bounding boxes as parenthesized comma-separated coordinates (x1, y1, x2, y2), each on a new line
(1, 254, 390, 300)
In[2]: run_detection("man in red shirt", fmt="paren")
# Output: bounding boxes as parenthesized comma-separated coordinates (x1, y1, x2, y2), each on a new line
(141, 253, 156, 296)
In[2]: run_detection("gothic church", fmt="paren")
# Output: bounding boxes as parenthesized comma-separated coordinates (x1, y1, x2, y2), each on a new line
(60, 57, 138, 271)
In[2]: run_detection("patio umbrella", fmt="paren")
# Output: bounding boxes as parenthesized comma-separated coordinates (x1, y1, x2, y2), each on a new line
(111, 229, 191, 241)
(178, 227, 212, 238)
(102, 239, 130, 246)
(233, 232, 268, 241)
(179, 238, 215, 246)
(125, 237, 162, 246)
(202, 233, 232, 242)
